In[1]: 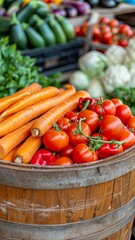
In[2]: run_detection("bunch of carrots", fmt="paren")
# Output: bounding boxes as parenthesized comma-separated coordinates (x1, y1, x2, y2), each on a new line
(0, 83, 90, 164)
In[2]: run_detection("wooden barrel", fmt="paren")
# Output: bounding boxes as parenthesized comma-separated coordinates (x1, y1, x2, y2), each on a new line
(0, 145, 135, 240)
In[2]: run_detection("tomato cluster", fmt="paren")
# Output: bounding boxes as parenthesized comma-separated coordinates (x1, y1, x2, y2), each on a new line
(74, 22, 90, 37)
(31, 97, 135, 166)
(93, 17, 134, 47)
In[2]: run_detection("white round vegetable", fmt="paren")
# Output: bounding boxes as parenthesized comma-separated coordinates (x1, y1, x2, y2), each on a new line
(126, 38, 135, 62)
(69, 70, 90, 90)
(86, 79, 106, 98)
(102, 65, 131, 94)
(105, 45, 126, 65)
(78, 51, 107, 80)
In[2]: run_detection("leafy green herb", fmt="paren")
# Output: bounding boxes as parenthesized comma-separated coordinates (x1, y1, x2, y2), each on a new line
(0, 37, 62, 97)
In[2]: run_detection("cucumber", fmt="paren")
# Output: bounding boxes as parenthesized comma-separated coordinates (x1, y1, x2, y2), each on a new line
(10, 24, 28, 50)
(47, 18, 67, 44)
(10, 13, 28, 50)
(56, 16, 75, 41)
(25, 26, 45, 48)
(16, 2, 38, 22)
(33, 15, 56, 46)
(36, 3, 50, 18)
(38, 22, 56, 46)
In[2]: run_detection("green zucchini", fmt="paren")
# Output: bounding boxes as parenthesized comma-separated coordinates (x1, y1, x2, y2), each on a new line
(16, 1, 38, 22)
(24, 26, 45, 48)
(36, 3, 50, 18)
(56, 16, 75, 41)
(47, 18, 67, 44)
(33, 15, 56, 46)
(10, 13, 28, 50)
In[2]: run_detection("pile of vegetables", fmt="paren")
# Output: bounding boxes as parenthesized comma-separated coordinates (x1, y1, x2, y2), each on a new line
(0, 83, 135, 166)
(0, 0, 76, 49)
(92, 16, 135, 47)
(69, 37, 135, 114)
(0, 37, 61, 97)
(51, 0, 91, 18)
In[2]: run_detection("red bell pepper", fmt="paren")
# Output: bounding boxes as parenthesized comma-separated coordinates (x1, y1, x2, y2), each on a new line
(30, 149, 58, 166)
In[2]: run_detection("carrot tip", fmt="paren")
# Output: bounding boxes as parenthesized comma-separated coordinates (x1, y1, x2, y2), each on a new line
(32, 129, 40, 137)
(14, 156, 23, 164)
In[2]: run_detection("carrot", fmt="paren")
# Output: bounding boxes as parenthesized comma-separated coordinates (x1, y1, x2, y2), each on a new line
(0, 84, 76, 137)
(0, 115, 9, 123)
(3, 144, 21, 162)
(14, 135, 42, 164)
(0, 83, 41, 113)
(1, 86, 60, 117)
(32, 90, 90, 137)
(0, 121, 34, 158)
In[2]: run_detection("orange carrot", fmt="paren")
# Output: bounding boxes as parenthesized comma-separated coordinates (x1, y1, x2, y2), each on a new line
(0, 83, 41, 113)
(0, 84, 76, 137)
(0, 115, 9, 123)
(14, 135, 42, 164)
(32, 90, 90, 137)
(0, 121, 34, 158)
(1, 86, 60, 117)
(3, 144, 21, 162)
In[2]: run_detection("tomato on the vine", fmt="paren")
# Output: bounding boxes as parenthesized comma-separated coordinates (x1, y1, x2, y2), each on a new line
(99, 115, 123, 140)
(78, 110, 99, 133)
(72, 143, 98, 164)
(43, 128, 69, 152)
(92, 99, 116, 117)
(118, 128, 135, 150)
(57, 117, 71, 132)
(101, 31, 113, 45)
(54, 157, 73, 166)
(109, 19, 119, 28)
(93, 27, 101, 40)
(115, 104, 132, 124)
(119, 24, 133, 37)
(67, 122, 91, 146)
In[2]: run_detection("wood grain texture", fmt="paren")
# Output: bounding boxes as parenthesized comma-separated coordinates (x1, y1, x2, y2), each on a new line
(0, 146, 135, 239)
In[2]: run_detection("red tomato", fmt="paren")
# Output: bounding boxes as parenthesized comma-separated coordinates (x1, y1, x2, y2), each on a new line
(61, 144, 74, 158)
(92, 99, 116, 117)
(126, 116, 135, 134)
(99, 115, 123, 140)
(118, 128, 135, 150)
(78, 110, 99, 133)
(43, 128, 69, 152)
(119, 24, 133, 37)
(67, 122, 91, 146)
(74, 26, 81, 36)
(57, 118, 71, 132)
(54, 157, 73, 166)
(93, 27, 101, 40)
(111, 98, 123, 108)
(72, 143, 98, 164)
(115, 104, 132, 124)
(111, 27, 119, 35)
(118, 38, 129, 47)
(64, 111, 78, 121)
(109, 19, 119, 28)
(101, 31, 113, 45)
(99, 17, 110, 24)
(100, 25, 111, 33)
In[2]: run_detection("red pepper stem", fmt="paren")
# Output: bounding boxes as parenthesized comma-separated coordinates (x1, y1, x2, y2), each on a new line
(82, 100, 90, 110)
